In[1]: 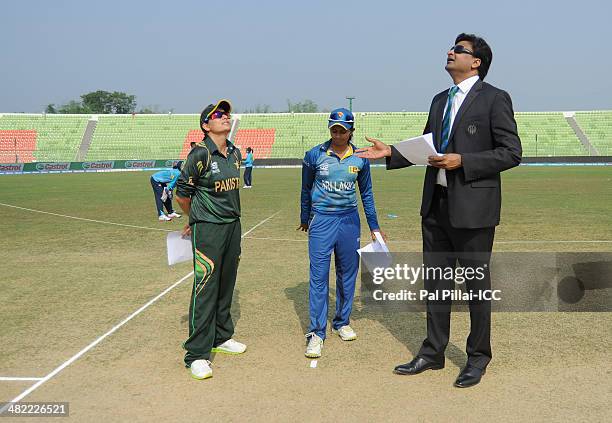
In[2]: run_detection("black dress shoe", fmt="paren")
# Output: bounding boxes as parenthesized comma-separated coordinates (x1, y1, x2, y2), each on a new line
(454, 365, 486, 388)
(394, 357, 444, 375)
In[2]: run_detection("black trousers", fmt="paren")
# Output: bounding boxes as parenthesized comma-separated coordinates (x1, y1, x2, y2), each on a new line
(417, 185, 495, 370)
(150, 176, 174, 215)
(243, 167, 253, 187)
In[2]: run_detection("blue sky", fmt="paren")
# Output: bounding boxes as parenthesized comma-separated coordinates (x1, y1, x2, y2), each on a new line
(1, 0, 610, 113)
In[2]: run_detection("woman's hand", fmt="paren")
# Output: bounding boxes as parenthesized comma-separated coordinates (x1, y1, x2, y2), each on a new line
(182, 224, 192, 237)
(371, 229, 387, 243)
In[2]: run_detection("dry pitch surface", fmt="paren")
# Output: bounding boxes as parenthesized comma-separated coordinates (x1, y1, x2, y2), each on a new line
(1, 166, 611, 421)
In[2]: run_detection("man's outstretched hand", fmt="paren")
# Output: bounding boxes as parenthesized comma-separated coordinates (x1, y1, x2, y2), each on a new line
(355, 137, 392, 159)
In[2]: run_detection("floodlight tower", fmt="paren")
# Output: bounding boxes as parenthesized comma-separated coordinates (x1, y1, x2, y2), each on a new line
(346, 96, 355, 112)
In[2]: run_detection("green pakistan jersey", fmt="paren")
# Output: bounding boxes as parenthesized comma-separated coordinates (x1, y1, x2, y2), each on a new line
(177, 136, 242, 225)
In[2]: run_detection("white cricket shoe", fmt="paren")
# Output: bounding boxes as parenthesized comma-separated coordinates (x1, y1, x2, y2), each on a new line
(332, 325, 357, 341)
(158, 214, 172, 221)
(190, 359, 212, 380)
(211, 339, 247, 354)
(168, 212, 182, 218)
(305, 332, 323, 358)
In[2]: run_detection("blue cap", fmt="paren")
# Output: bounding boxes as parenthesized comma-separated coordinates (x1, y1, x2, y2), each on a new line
(328, 108, 354, 130)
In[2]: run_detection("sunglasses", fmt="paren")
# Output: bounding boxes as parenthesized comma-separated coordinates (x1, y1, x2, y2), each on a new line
(450, 45, 474, 55)
(206, 110, 230, 122)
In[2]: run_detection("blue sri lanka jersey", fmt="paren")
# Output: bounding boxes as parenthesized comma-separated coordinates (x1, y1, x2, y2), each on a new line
(301, 140, 379, 230)
(244, 152, 254, 167)
(152, 169, 181, 190)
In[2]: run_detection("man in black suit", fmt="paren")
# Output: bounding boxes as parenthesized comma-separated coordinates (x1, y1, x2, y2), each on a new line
(356, 33, 522, 387)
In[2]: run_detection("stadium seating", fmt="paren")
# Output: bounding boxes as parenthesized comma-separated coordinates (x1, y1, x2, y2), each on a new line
(514, 113, 585, 156)
(0, 114, 89, 162)
(574, 111, 612, 156)
(233, 129, 275, 159)
(86, 115, 198, 160)
(0, 130, 36, 163)
(0, 111, 608, 162)
(237, 112, 428, 158)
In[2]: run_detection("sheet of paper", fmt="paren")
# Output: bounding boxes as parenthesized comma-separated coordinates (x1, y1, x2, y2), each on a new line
(167, 231, 193, 265)
(161, 189, 168, 202)
(392, 133, 441, 165)
(358, 233, 392, 273)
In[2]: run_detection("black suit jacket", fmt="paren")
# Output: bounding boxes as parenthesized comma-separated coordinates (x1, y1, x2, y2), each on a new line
(387, 79, 522, 229)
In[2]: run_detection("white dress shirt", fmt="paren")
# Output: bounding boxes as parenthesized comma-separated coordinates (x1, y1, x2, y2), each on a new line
(437, 74, 480, 187)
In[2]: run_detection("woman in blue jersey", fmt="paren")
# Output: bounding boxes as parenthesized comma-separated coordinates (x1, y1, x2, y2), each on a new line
(298, 108, 385, 358)
(243, 147, 254, 188)
(150, 161, 183, 221)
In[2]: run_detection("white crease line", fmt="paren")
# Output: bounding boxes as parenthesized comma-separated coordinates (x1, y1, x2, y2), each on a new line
(0, 271, 193, 411)
(244, 236, 306, 242)
(242, 211, 281, 237)
(0, 377, 44, 381)
(243, 236, 612, 244)
(1, 211, 280, 411)
(0, 202, 173, 232)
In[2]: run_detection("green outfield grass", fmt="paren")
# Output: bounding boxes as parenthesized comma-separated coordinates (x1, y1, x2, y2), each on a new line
(0, 166, 610, 421)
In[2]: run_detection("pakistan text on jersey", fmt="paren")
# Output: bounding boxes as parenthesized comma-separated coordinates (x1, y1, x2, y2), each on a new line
(321, 180, 355, 192)
(215, 177, 240, 192)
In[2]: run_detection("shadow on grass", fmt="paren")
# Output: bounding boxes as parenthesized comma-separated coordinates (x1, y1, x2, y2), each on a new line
(284, 280, 466, 369)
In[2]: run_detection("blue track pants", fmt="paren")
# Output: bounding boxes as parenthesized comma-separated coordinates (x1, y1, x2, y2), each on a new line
(307, 210, 360, 339)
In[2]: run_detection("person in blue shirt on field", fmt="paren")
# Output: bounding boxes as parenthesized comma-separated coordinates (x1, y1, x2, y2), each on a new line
(243, 147, 254, 188)
(150, 161, 183, 221)
(298, 108, 385, 358)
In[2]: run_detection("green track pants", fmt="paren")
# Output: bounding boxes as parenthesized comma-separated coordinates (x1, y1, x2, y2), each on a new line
(183, 220, 241, 366)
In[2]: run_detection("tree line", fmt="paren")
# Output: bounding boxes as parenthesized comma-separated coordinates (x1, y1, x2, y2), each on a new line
(244, 99, 327, 113)
(46, 91, 325, 114)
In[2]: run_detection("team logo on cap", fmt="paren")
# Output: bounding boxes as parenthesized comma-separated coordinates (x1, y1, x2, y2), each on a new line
(337, 111, 344, 118)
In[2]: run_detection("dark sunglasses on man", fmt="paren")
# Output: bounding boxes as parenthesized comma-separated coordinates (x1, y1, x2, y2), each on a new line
(450, 45, 474, 55)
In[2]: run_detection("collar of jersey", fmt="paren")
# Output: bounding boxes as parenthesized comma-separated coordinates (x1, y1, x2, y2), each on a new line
(322, 140, 355, 160)
(203, 136, 235, 155)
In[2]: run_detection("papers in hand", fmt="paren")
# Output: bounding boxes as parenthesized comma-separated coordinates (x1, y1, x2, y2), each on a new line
(167, 231, 193, 265)
(392, 133, 441, 165)
(358, 231, 392, 273)
(161, 189, 168, 202)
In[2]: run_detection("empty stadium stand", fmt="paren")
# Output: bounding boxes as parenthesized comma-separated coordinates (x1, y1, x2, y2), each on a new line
(86, 115, 197, 160)
(0, 111, 608, 163)
(574, 111, 612, 156)
(233, 129, 275, 159)
(0, 130, 36, 163)
(515, 112, 586, 156)
(0, 114, 89, 162)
